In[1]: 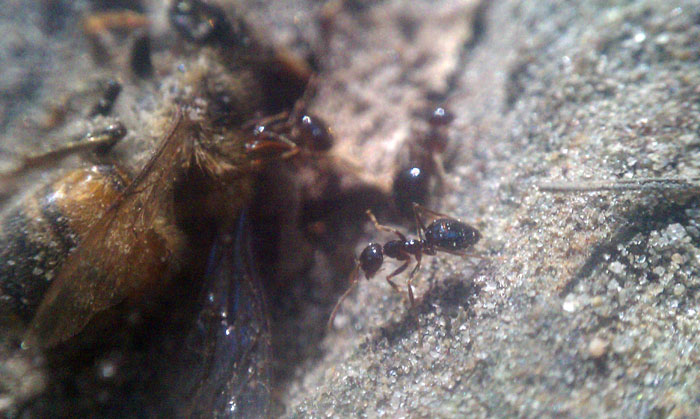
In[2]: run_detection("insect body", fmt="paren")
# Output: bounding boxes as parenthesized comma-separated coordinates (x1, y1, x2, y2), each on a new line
(247, 105, 335, 156)
(328, 204, 481, 328)
(0, 165, 130, 326)
(393, 106, 455, 217)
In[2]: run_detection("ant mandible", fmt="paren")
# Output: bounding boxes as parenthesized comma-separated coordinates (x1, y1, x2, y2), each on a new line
(328, 203, 482, 329)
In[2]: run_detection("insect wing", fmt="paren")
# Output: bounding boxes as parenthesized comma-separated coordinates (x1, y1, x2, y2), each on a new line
(24, 112, 190, 348)
(162, 213, 271, 418)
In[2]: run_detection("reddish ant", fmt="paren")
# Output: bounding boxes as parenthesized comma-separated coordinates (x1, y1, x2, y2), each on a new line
(328, 203, 482, 329)
(243, 77, 334, 160)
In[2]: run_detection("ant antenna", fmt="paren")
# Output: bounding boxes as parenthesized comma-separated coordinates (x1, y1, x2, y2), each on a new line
(327, 264, 360, 330)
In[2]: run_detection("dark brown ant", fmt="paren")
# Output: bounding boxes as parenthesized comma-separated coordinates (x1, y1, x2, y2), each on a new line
(393, 106, 455, 218)
(328, 203, 482, 329)
(244, 82, 335, 157)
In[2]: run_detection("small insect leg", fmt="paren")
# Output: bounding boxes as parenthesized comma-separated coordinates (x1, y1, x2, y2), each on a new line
(385, 260, 410, 295)
(412, 202, 455, 220)
(366, 209, 407, 241)
(406, 254, 422, 307)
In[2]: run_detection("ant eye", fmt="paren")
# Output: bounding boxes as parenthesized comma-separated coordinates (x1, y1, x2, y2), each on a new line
(359, 243, 383, 279)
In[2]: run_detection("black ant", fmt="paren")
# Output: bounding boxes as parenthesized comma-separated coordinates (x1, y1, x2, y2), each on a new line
(328, 203, 482, 329)
(392, 106, 455, 218)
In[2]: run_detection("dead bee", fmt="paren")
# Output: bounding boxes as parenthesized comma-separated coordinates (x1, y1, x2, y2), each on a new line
(0, 0, 339, 416)
(0, 118, 263, 414)
(1, 108, 324, 414)
(0, 130, 129, 327)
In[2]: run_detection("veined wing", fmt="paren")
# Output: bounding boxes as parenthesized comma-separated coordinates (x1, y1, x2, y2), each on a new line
(24, 111, 192, 348)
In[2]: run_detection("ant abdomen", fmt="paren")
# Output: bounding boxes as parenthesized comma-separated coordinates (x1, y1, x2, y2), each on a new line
(427, 106, 454, 128)
(392, 165, 431, 214)
(424, 218, 481, 250)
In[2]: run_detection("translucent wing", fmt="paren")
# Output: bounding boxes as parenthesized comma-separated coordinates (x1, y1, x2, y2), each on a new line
(24, 112, 191, 348)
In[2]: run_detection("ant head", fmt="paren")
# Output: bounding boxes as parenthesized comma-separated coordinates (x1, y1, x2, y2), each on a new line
(294, 113, 334, 151)
(359, 242, 383, 280)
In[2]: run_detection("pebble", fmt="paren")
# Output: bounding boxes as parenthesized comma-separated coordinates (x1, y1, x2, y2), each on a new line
(588, 337, 608, 358)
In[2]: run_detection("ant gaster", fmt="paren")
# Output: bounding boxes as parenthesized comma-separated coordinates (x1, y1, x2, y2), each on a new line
(328, 203, 481, 329)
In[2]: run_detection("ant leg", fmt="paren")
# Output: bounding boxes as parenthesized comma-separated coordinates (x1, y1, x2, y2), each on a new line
(385, 260, 410, 294)
(82, 10, 149, 37)
(439, 248, 492, 259)
(412, 202, 455, 220)
(242, 111, 290, 131)
(366, 209, 407, 241)
(244, 132, 300, 162)
(288, 74, 320, 120)
(406, 254, 422, 307)
(327, 264, 360, 330)
(432, 154, 457, 195)
(82, 10, 150, 63)
(412, 203, 429, 241)
(438, 248, 505, 265)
